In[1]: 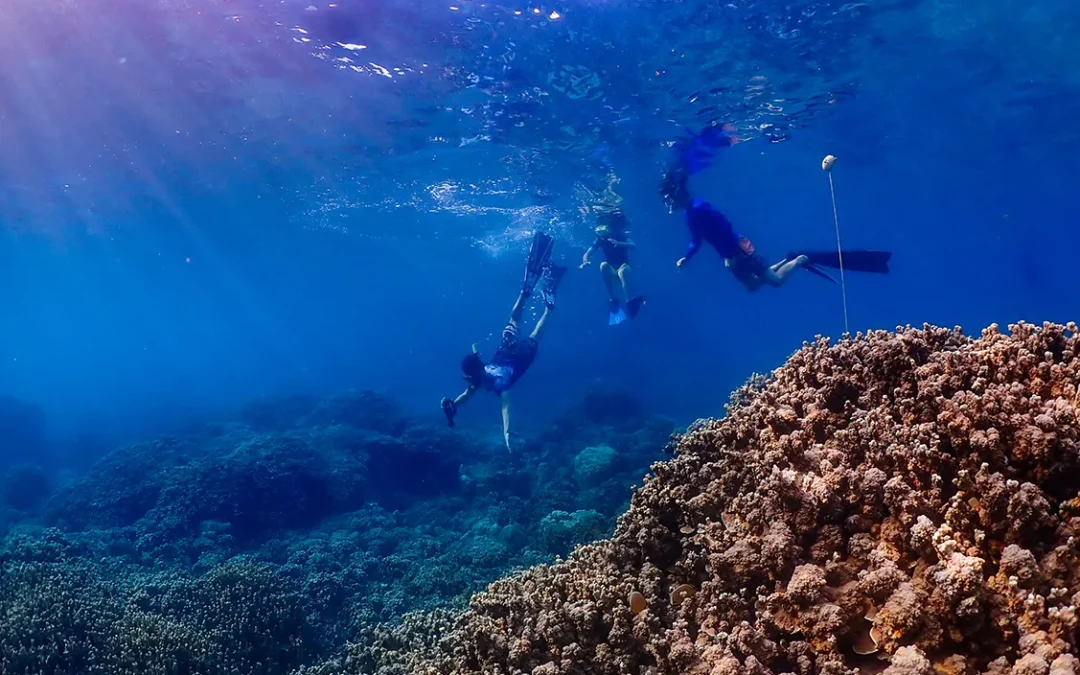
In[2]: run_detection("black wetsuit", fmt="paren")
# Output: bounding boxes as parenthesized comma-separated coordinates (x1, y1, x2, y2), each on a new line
(683, 199, 768, 282)
(594, 232, 631, 268)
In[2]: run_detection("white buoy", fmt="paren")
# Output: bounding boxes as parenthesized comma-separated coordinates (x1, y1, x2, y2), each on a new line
(822, 154, 848, 336)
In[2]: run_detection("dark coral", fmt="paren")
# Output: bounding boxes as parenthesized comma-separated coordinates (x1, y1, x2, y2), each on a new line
(0, 553, 317, 675)
(350, 321, 1080, 675)
(2, 384, 669, 674)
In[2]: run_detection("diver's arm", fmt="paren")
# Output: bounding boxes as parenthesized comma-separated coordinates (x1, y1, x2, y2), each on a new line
(500, 392, 512, 451)
(615, 238, 637, 249)
(678, 229, 702, 267)
(580, 245, 596, 268)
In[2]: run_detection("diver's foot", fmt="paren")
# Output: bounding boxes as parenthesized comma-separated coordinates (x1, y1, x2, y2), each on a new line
(440, 397, 457, 428)
(795, 255, 809, 267)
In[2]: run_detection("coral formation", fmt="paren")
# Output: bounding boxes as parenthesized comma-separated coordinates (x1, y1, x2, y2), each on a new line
(1, 386, 670, 674)
(341, 321, 1080, 675)
(538, 509, 609, 555)
(573, 444, 620, 488)
(10, 320, 1080, 675)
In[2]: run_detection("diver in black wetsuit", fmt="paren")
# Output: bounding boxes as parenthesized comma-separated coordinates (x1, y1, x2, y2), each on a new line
(580, 207, 646, 325)
(677, 196, 808, 291)
(441, 232, 566, 451)
(660, 124, 890, 292)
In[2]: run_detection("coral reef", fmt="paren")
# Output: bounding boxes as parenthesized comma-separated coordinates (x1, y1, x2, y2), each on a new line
(538, 509, 609, 555)
(341, 321, 1080, 675)
(15, 320, 1079, 675)
(0, 386, 670, 674)
(0, 551, 319, 675)
(573, 444, 620, 488)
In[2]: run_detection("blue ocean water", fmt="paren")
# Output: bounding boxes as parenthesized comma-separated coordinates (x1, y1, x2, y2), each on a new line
(1, 0, 1079, 672)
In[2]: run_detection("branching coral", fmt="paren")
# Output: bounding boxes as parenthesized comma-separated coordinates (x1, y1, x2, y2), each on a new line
(0, 555, 318, 675)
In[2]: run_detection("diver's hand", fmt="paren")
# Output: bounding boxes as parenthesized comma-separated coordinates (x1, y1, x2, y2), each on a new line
(579, 260, 591, 269)
(676, 257, 687, 269)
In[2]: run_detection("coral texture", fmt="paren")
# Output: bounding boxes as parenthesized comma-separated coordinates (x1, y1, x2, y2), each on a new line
(354, 321, 1080, 675)
(1, 386, 671, 674)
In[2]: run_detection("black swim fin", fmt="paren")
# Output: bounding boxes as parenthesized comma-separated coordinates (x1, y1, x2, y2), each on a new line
(789, 250, 892, 274)
(523, 232, 555, 295)
(626, 296, 646, 318)
(540, 264, 566, 309)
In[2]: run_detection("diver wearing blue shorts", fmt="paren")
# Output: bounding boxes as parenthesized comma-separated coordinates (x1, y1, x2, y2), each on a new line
(441, 232, 566, 451)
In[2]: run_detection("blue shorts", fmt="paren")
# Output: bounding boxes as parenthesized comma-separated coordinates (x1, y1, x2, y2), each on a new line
(486, 320, 538, 393)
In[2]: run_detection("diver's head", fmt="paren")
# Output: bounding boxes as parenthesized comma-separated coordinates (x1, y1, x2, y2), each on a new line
(600, 207, 628, 231)
(461, 352, 486, 386)
(595, 207, 627, 239)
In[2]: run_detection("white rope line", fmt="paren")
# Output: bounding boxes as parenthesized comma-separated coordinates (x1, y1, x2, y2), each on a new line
(827, 170, 850, 336)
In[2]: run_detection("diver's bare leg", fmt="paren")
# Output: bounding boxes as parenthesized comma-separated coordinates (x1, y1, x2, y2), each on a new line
(509, 290, 528, 323)
(617, 263, 634, 299)
(529, 306, 553, 342)
(763, 255, 808, 287)
(600, 262, 624, 303)
(452, 387, 476, 407)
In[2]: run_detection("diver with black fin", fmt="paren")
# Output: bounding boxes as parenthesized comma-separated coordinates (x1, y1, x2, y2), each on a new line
(783, 249, 892, 282)
(660, 123, 891, 292)
(580, 206, 646, 325)
(676, 192, 810, 291)
(441, 232, 566, 451)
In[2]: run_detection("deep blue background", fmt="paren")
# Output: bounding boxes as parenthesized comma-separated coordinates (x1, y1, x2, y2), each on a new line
(1, 0, 1078, 447)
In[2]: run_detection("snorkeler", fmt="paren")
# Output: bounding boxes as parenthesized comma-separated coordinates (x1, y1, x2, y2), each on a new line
(660, 124, 890, 291)
(440, 232, 566, 451)
(580, 207, 646, 325)
(677, 195, 810, 291)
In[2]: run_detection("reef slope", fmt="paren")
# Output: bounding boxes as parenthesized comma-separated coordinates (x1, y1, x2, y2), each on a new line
(357, 322, 1080, 675)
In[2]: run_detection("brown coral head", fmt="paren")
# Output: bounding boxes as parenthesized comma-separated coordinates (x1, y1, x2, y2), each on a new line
(670, 583, 696, 606)
(629, 590, 647, 615)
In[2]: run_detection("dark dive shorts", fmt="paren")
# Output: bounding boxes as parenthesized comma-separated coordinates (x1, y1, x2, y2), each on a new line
(726, 237, 769, 285)
(497, 320, 539, 367)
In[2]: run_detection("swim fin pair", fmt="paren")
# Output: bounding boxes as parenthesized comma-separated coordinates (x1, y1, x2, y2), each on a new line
(788, 249, 892, 283)
(608, 296, 645, 326)
(522, 232, 556, 296)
